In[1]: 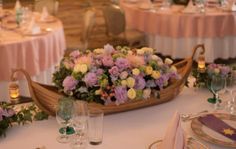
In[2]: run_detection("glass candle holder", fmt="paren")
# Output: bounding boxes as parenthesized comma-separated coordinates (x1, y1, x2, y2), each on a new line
(8, 81, 20, 103)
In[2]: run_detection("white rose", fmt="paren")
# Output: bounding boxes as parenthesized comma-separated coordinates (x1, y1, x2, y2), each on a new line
(165, 58, 173, 65)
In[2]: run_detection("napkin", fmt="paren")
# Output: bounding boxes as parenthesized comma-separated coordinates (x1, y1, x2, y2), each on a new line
(182, 0, 197, 13)
(159, 112, 186, 149)
(14, 0, 21, 11)
(26, 18, 41, 34)
(198, 114, 236, 141)
(231, 3, 236, 11)
(40, 6, 49, 21)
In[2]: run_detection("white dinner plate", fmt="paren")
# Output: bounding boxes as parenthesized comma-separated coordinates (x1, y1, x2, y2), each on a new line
(149, 137, 209, 149)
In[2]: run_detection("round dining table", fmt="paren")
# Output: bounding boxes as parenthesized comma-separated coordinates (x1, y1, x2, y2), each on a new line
(0, 10, 66, 101)
(0, 84, 234, 149)
(120, 0, 236, 62)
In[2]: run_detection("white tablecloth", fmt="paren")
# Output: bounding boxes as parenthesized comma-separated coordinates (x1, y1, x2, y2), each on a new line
(0, 86, 234, 149)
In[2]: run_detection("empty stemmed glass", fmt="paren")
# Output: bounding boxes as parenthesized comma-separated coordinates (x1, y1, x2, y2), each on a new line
(70, 100, 88, 149)
(56, 97, 75, 143)
(225, 70, 236, 114)
(211, 75, 225, 110)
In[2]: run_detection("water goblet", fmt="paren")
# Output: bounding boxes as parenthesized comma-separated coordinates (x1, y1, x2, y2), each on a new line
(56, 97, 74, 143)
(211, 75, 225, 110)
(70, 100, 88, 149)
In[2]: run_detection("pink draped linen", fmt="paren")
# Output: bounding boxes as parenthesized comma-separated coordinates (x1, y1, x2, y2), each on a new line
(0, 19, 65, 81)
(121, 1, 236, 38)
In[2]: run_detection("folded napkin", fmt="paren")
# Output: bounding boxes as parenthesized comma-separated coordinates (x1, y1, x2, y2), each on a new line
(160, 112, 187, 149)
(26, 18, 41, 34)
(40, 6, 49, 21)
(231, 3, 236, 11)
(14, 0, 21, 11)
(199, 114, 236, 141)
(182, 0, 197, 13)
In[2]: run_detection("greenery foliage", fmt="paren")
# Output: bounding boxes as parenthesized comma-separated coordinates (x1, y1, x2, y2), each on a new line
(0, 102, 48, 137)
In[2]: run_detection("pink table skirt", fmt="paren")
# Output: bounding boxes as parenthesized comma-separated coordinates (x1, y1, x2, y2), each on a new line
(0, 19, 66, 81)
(121, 0, 236, 38)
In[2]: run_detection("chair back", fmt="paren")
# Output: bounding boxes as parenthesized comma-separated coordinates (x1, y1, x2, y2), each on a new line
(80, 8, 96, 50)
(103, 4, 126, 36)
(34, 0, 59, 15)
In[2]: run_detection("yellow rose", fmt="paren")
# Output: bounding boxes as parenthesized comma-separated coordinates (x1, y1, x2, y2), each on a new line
(152, 71, 161, 79)
(93, 48, 104, 54)
(73, 64, 88, 74)
(121, 80, 127, 87)
(132, 68, 140, 76)
(141, 47, 154, 54)
(145, 66, 153, 75)
(95, 89, 102, 95)
(214, 68, 220, 74)
(126, 77, 135, 88)
(170, 66, 177, 73)
(127, 88, 136, 99)
(100, 79, 108, 88)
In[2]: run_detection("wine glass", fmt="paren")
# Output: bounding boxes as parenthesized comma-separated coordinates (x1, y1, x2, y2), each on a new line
(70, 100, 88, 149)
(56, 97, 74, 143)
(211, 75, 225, 110)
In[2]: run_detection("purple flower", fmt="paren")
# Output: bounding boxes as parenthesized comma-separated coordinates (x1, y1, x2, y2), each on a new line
(96, 68, 104, 75)
(102, 55, 114, 67)
(109, 66, 120, 77)
(63, 76, 78, 92)
(104, 44, 115, 54)
(134, 76, 146, 90)
(221, 66, 230, 76)
(168, 72, 180, 80)
(69, 50, 80, 59)
(114, 86, 128, 105)
(115, 58, 130, 70)
(155, 75, 169, 89)
(84, 72, 98, 87)
(3, 109, 15, 117)
(146, 80, 156, 88)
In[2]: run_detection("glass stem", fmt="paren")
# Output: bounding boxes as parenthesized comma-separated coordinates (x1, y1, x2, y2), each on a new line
(214, 93, 221, 110)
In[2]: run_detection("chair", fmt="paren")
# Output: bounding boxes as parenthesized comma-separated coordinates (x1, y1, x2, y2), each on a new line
(79, 8, 96, 51)
(102, 4, 146, 48)
(65, 8, 96, 54)
(34, 0, 59, 15)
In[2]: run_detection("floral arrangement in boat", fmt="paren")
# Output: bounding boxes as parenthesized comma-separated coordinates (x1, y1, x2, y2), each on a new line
(52, 44, 180, 105)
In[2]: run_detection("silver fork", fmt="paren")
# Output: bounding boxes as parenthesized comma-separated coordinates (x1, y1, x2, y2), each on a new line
(181, 110, 209, 122)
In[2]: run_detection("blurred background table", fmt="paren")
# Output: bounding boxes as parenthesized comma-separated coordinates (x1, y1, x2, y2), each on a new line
(0, 11, 65, 101)
(0, 86, 233, 149)
(120, 0, 236, 62)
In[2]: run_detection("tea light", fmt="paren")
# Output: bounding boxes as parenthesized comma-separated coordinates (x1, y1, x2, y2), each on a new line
(197, 52, 206, 73)
(8, 81, 20, 103)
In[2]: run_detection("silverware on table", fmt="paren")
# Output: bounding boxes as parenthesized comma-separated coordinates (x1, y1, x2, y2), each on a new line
(181, 110, 209, 122)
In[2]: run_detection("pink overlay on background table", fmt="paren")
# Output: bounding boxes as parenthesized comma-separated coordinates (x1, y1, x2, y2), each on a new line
(0, 11, 66, 101)
(120, 0, 236, 62)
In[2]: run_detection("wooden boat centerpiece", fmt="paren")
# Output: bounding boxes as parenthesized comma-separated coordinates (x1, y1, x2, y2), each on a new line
(11, 44, 205, 116)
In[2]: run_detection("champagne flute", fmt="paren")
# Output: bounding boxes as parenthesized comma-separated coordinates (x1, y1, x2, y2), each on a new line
(211, 75, 225, 110)
(70, 100, 88, 149)
(56, 97, 74, 143)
